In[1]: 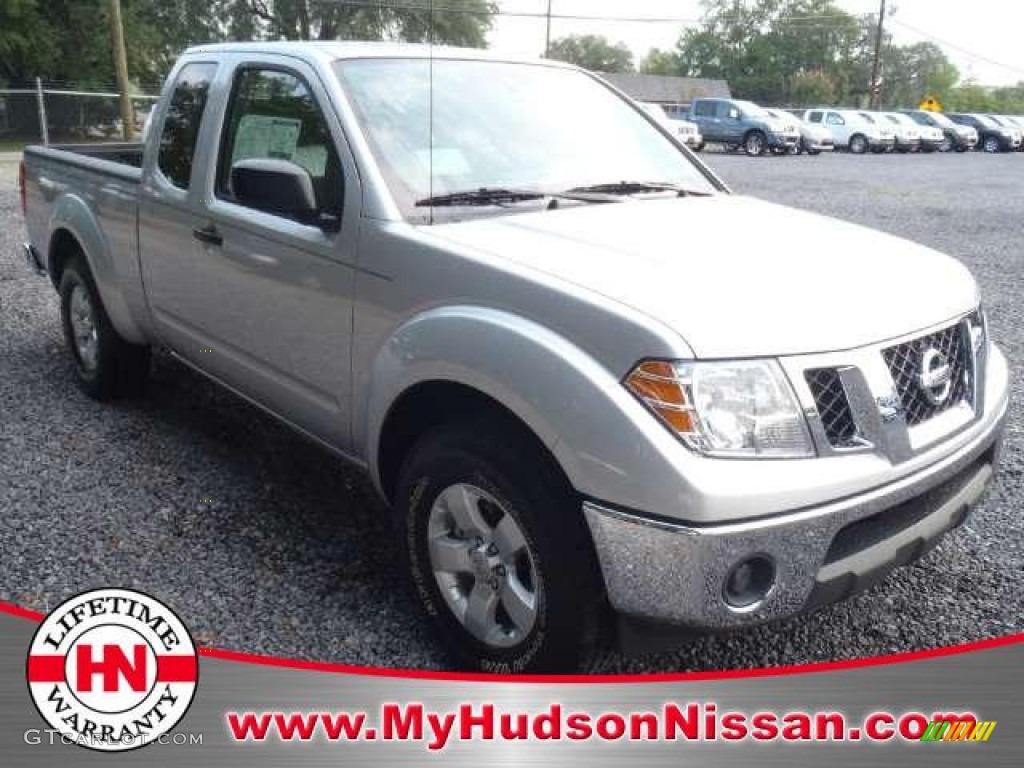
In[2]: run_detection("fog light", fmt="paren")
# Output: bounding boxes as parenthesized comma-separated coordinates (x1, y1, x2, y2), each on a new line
(723, 555, 776, 610)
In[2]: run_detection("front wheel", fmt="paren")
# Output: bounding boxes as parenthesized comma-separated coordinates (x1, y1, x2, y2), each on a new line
(398, 421, 604, 673)
(743, 130, 767, 156)
(983, 135, 1001, 153)
(59, 256, 150, 401)
(849, 134, 868, 154)
(939, 135, 953, 152)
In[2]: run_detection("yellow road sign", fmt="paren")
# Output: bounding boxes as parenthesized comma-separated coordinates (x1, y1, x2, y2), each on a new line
(920, 97, 943, 112)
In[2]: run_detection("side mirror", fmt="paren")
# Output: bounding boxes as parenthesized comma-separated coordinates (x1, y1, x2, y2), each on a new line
(728, 109, 740, 120)
(231, 158, 318, 223)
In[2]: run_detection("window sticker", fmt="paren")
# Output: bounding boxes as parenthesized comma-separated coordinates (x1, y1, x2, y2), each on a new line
(293, 144, 328, 177)
(232, 115, 302, 164)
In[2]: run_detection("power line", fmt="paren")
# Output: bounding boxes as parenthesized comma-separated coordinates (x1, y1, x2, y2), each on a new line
(889, 18, 1024, 78)
(314, 0, 862, 25)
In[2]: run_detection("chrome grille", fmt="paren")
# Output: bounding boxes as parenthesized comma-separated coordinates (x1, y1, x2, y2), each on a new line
(882, 323, 970, 426)
(805, 369, 860, 448)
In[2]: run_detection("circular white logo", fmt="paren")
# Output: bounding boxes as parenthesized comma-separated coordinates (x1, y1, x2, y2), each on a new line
(27, 588, 198, 752)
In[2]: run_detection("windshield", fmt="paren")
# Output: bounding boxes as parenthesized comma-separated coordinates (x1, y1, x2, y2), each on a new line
(735, 100, 769, 118)
(975, 114, 998, 128)
(925, 111, 954, 128)
(858, 113, 877, 124)
(333, 58, 717, 222)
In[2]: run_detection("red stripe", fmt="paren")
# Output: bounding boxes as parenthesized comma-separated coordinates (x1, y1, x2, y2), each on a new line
(27, 655, 65, 683)
(4, 599, 1022, 684)
(157, 655, 198, 683)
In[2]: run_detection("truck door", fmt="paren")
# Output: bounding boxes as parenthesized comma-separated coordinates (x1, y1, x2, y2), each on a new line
(825, 111, 847, 145)
(139, 56, 360, 451)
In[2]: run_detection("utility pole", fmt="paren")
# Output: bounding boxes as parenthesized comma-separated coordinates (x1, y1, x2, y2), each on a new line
(545, 0, 553, 57)
(107, 0, 135, 141)
(869, 0, 886, 110)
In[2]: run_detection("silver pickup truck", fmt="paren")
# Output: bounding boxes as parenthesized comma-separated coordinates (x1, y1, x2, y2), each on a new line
(20, 42, 1008, 673)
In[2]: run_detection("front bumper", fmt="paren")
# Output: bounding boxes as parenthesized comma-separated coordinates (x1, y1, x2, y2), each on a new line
(869, 136, 896, 150)
(955, 132, 978, 149)
(803, 137, 834, 152)
(768, 132, 800, 150)
(895, 137, 921, 151)
(584, 342, 1009, 630)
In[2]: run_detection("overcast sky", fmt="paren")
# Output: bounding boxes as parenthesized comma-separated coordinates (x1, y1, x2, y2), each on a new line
(488, 0, 1024, 86)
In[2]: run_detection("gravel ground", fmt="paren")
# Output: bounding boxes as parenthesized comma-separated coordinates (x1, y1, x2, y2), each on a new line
(1, 149, 1022, 674)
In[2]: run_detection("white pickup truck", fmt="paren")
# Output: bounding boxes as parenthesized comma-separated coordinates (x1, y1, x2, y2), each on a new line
(20, 43, 1008, 673)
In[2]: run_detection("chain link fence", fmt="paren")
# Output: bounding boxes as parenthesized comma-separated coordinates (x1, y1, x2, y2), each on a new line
(0, 81, 160, 147)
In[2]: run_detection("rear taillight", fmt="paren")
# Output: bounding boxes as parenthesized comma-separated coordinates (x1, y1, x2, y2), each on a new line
(18, 160, 27, 218)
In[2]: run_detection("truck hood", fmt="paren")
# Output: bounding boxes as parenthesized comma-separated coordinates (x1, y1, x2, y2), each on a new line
(426, 195, 978, 358)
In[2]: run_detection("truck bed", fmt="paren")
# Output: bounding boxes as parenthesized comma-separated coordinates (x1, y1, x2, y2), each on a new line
(32, 142, 145, 169)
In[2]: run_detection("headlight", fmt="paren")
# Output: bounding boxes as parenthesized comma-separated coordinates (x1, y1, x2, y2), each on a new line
(625, 360, 814, 458)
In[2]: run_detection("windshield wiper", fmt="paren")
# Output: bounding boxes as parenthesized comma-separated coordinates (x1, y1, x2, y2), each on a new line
(416, 187, 616, 208)
(565, 181, 712, 197)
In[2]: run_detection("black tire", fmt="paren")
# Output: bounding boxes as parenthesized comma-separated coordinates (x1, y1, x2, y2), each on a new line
(807, 148, 821, 156)
(939, 134, 953, 152)
(982, 135, 1001, 153)
(59, 256, 150, 401)
(397, 419, 604, 673)
(743, 130, 767, 156)
(849, 134, 868, 154)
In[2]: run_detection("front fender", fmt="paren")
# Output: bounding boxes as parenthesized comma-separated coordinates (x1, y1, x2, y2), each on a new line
(49, 193, 147, 344)
(363, 305, 689, 512)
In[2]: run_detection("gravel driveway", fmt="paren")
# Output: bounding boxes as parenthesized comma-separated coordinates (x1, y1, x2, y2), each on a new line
(1, 149, 1021, 673)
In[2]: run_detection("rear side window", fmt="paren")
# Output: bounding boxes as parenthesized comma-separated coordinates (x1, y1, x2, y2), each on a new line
(693, 101, 716, 117)
(158, 63, 217, 189)
(216, 67, 343, 220)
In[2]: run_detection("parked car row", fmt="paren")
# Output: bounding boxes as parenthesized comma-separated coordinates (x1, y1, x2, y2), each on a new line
(672, 96, 1024, 157)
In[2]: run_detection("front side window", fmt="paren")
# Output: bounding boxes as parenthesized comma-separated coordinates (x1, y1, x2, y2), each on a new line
(807, 111, 823, 123)
(334, 58, 717, 222)
(158, 63, 217, 189)
(217, 68, 343, 221)
(826, 112, 844, 125)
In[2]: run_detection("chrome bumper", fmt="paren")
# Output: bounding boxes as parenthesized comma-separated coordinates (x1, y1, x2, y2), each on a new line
(584, 395, 1007, 630)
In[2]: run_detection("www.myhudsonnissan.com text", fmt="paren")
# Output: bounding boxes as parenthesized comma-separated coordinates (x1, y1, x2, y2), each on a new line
(225, 703, 996, 749)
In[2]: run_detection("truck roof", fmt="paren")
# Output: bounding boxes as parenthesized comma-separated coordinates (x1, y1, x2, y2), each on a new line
(183, 41, 567, 67)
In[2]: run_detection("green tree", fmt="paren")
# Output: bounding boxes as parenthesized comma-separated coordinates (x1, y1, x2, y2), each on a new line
(877, 41, 959, 109)
(790, 70, 837, 105)
(235, 0, 496, 47)
(668, 0, 866, 104)
(640, 48, 679, 75)
(547, 34, 634, 73)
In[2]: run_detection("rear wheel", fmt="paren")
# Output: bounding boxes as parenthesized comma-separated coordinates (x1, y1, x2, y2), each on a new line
(59, 256, 150, 401)
(983, 135, 1001, 153)
(398, 420, 604, 673)
(938, 134, 953, 152)
(849, 134, 868, 154)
